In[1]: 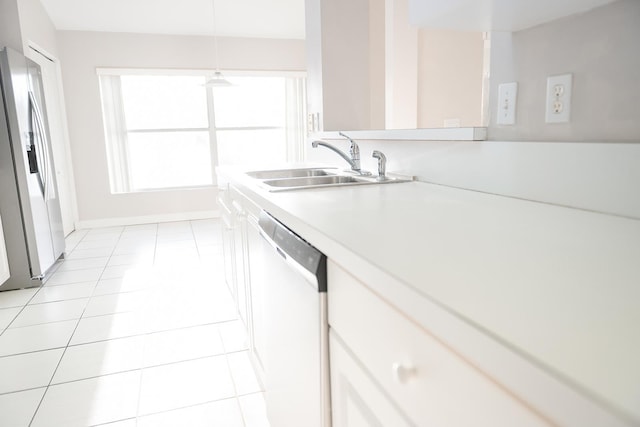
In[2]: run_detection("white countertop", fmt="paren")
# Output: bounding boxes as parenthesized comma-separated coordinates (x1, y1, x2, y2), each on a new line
(222, 168, 640, 426)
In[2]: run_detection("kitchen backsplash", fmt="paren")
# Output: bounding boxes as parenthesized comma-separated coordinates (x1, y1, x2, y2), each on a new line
(307, 138, 640, 220)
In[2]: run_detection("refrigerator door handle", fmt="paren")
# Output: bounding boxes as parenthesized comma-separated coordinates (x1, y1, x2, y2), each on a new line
(27, 130, 45, 198)
(28, 91, 53, 201)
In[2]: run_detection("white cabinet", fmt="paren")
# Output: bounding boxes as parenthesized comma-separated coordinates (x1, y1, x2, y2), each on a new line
(218, 189, 250, 327)
(231, 200, 249, 326)
(219, 185, 267, 387)
(245, 212, 267, 385)
(330, 331, 412, 427)
(328, 260, 550, 427)
(0, 215, 10, 285)
(218, 193, 235, 298)
(408, 0, 616, 31)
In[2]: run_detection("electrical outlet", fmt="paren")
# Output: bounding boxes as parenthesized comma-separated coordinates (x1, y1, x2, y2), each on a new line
(497, 82, 517, 125)
(545, 74, 572, 123)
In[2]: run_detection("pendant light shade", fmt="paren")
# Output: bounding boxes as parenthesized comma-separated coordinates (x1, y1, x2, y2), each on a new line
(205, 0, 232, 87)
(204, 71, 232, 87)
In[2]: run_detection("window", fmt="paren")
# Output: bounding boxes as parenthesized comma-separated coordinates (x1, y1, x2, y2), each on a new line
(98, 70, 306, 193)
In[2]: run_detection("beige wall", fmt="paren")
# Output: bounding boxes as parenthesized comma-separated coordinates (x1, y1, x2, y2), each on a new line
(417, 29, 484, 128)
(305, 0, 484, 132)
(57, 31, 305, 225)
(489, 0, 640, 142)
(384, 0, 418, 130)
(321, 0, 373, 131)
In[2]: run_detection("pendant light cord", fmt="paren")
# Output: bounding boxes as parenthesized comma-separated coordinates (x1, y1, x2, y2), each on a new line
(212, 0, 220, 73)
(204, 0, 231, 86)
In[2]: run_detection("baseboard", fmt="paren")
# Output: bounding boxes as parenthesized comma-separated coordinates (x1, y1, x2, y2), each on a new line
(75, 210, 220, 230)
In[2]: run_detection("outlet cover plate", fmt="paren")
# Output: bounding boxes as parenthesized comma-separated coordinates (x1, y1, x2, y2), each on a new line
(545, 74, 572, 123)
(497, 82, 518, 125)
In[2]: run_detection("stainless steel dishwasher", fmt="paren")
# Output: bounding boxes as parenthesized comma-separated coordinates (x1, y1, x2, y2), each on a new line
(246, 210, 330, 427)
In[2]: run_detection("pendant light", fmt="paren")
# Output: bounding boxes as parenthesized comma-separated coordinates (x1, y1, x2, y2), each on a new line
(204, 0, 232, 87)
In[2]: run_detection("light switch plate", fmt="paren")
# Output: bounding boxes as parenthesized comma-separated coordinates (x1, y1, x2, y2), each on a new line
(497, 82, 517, 125)
(545, 74, 572, 123)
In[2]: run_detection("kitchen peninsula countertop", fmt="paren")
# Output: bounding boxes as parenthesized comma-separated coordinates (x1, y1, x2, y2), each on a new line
(220, 167, 640, 426)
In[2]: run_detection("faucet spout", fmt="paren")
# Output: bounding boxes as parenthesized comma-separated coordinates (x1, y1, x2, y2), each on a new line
(311, 140, 360, 172)
(312, 132, 364, 174)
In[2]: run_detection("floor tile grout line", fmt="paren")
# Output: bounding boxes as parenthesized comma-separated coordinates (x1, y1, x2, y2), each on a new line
(218, 319, 250, 427)
(64, 318, 239, 349)
(0, 288, 47, 336)
(38, 278, 101, 288)
(27, 225, 125, 427)
(0, 385, 48, 398)
(0, 221, 248, 426)
(3, 309, 89, 330)
(0, 318, 246, 359)
(48, 351, 229, 388)
(0, 345, 68, 360)
(87, 416, 137, 427)
(120, 395, 242, 427)
(27, 291, 99, 306)
(2, 228, 111, 334)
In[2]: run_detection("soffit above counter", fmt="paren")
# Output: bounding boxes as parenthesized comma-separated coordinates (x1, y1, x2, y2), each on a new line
(312, 127, 487, 141)
(408, 0, 617, 31)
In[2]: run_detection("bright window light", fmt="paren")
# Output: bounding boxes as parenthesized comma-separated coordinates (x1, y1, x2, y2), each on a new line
(98, 71, 306, 194)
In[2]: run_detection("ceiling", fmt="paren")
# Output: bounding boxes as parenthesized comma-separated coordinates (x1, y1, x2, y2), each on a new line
(39, 0, 306, 39)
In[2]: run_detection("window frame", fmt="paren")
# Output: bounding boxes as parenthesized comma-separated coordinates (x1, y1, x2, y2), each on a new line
(97, 68, 306, 194)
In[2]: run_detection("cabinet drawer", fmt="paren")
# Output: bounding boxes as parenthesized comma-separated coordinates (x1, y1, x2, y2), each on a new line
(328, 260, 550, 427)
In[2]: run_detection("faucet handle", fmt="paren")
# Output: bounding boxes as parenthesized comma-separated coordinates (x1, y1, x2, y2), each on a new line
(372, 150, 387, 180)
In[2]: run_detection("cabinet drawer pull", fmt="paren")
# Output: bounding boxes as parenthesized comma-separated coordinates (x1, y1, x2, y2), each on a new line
(392, 363, 417, 384)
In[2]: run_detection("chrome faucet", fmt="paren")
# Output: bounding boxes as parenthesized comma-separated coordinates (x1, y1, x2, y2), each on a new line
(372, 150, 386, 180)
(311, 132, 363, 174)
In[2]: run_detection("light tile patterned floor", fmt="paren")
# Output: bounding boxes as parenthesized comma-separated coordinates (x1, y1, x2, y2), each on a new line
(0, 220, 270, 427)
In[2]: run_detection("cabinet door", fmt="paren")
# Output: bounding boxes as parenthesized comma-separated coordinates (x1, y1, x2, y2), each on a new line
(218, 195, 236, 298)
(0, 216, 10, 285)
(232, 207, 248, 325)
(329, 261, 550, 427)
(245, 215, 267, 384)
(330, 331, 412, 427)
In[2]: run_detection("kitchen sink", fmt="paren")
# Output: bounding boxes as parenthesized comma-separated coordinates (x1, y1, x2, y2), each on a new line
(245, 166, 412, 191)
(262, 175, 360, 188)
(246, 168, 338, 179)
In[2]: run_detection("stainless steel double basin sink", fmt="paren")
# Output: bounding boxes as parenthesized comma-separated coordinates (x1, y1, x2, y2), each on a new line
(246, 167, 411, 191)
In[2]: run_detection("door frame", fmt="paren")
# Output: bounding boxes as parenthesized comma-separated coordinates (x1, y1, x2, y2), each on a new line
(26, 41, 79, 236)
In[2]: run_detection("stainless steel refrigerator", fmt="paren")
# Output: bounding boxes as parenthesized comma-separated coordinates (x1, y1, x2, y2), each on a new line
(0, 47, 65, 291)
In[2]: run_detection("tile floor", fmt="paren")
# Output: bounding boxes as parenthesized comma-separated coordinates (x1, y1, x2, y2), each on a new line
(0, 220, 270, 427)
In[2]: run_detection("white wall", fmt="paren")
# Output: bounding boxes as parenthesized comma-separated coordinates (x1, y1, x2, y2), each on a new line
(17, 0, 58, 55)
(57, 31, 305, 227)
(0, 0, 23, 52)
(1, 0, 57, 55)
